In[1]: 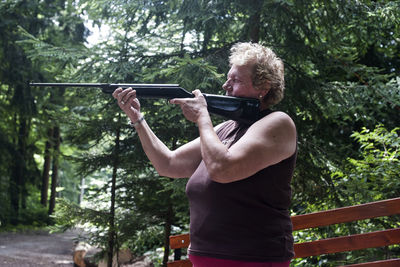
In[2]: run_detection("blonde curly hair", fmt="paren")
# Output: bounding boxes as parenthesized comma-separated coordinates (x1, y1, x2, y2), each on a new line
(229, 42, 285, 107)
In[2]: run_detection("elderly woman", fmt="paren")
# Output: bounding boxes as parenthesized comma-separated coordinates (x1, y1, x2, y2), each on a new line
(113, 42, 297, 267)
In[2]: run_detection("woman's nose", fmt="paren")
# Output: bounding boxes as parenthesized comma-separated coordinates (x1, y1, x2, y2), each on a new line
(223, 80, 231, 91)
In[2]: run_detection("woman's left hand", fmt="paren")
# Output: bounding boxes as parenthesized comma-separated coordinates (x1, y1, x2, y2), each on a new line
(169, 89, 208, 123)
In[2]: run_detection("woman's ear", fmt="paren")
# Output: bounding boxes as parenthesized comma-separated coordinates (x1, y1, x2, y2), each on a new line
(259, 81, 271, 99)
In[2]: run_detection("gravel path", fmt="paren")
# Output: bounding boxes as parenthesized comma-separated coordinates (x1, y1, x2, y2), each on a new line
(0, 229, 82, 267)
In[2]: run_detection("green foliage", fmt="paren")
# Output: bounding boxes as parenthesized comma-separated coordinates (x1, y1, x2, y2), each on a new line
(0, 0, 88, 226)
(18, 184, 49, 226)
(54, 198, 110, 245)
(292, 124, 400, 265)
(332, 124, 400, 203)
(1, 0, 399, 265)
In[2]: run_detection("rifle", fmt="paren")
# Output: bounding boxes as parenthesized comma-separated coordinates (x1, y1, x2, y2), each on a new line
(29, 83, 261, 124)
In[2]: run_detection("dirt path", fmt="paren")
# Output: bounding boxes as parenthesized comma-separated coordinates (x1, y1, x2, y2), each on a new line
(0, 229, 83, 267)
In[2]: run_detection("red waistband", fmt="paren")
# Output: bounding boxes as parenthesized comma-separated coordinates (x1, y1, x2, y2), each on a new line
(188, 254, 291, 267)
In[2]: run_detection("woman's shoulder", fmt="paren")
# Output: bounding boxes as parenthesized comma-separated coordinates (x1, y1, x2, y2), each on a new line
(261, 110, 294, 124)
(255, 110, 296, 134)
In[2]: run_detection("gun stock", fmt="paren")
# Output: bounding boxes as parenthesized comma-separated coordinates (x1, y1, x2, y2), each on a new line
(29, 82, 261, 124)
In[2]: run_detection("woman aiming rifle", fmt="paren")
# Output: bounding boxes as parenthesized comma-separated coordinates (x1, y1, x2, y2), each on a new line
(113, 42, 297, 267)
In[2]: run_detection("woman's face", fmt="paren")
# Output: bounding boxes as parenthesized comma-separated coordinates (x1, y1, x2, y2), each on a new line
(222, 64, 260, 99)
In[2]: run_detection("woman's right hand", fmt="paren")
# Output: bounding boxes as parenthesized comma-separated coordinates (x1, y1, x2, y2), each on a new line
(112, 87, 142, 122)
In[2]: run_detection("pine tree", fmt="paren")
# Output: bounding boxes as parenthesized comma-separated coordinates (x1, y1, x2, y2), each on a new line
(14, 0, 400, 265)
(0, 0, 88, 225)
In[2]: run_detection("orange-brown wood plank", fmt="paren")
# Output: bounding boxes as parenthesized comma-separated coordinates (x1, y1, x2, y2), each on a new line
(170, 233, 190, 249)
(341, 258, 400, 267)
(292, 198, 400, 231)
(167, 259, 192, 267)
(294, 228, 400, 258)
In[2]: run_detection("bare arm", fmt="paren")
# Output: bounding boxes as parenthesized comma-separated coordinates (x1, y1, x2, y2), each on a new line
(172, 90, 297, 183)
(134, 121, 202, 178)
(197, 111, 296, 183)
(113, 88, 202, 178)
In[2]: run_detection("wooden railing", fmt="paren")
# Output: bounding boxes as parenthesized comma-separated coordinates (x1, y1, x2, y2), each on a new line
(168, 197, 400, 267)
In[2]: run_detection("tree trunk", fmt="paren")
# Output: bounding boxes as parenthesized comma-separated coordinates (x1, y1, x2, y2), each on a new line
(9, 161, 21, 224)
(162, 196, 173, 267)
(79, 177, 85, 205)
(41, 127, 54, 207)
(162, 140, 177, 267)
(48, 126, 60, 215)
(248, 0, 262, 43)
(108, 125, 120, 267)
(9, 115, 28, 223)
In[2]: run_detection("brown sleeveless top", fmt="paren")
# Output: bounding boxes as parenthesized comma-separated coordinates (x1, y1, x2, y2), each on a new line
(186, 113, 297, 262)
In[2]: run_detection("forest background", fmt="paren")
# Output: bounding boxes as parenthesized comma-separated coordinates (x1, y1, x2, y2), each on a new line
(0, 0, 399, 266)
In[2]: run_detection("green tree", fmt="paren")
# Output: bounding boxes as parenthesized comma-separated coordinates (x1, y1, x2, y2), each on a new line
(0, 0, 87, 225)
(15, 0, 400, 266)
(333, 125, 400, 204)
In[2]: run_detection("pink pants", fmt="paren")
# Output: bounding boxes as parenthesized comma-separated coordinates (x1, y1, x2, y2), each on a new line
(189, 254, 291, 267)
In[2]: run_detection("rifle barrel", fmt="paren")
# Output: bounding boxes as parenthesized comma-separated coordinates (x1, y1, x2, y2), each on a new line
(29, 82, 187, 96)
(29, 82, 109, 87)
(29, 82, 261, 123)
